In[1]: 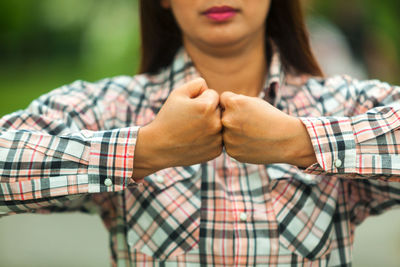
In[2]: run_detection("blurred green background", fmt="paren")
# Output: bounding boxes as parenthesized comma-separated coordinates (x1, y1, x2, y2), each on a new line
(0, 1, 399, 267)
(2, 0, 400, 116)
(0, 0, 140, 116)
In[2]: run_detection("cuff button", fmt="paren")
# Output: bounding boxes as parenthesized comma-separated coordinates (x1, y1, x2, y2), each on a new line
(334, 159, 342, 168)
(156, 175, 165, 184)
(104, 178, 113, 187)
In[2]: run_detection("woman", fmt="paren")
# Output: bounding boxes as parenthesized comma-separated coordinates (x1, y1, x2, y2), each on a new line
(0, 0, 399, 266)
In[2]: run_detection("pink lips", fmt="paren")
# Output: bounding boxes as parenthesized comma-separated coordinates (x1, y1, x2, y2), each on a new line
(203, 6, 238, 22)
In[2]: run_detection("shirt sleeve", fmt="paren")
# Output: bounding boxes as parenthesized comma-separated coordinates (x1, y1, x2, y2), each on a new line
(300, 76, 400, 181)
(299, 76, 400, 218)
(0, 76, 142, 215)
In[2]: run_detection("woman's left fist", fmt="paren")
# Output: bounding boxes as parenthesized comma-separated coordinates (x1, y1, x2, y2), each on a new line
(219, 91, 311, 165)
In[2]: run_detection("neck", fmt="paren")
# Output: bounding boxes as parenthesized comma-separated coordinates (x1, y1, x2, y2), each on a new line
(184, 34, 267, 97)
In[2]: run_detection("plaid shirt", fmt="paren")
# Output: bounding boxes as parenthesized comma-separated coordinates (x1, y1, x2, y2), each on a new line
(1, 48, 400, 266)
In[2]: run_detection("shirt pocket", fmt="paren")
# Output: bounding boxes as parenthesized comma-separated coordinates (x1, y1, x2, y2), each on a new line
(269, 176, 339, 260)
(126, 165, 202, 260)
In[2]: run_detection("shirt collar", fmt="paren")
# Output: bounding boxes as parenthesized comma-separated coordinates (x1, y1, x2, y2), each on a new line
(261, 50, 285, 105)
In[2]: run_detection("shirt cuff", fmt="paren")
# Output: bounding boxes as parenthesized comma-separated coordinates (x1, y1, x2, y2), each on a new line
(299, 117, 357, 175)
(86, 126, 139, 193)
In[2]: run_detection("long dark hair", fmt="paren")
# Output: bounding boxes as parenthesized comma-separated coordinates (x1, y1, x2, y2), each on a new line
(138, 0, 323, 76)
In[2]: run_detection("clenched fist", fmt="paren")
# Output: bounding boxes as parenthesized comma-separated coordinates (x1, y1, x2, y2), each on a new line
(220, 91, 316, 166)
(133, 78, 317, 180)
(133, 78, 223, 178)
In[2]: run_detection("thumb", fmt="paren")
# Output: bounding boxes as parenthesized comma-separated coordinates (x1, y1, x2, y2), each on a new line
(219, 91, 237, 110)
(196, 89, 219, 109)
(175, 78, 208, 98)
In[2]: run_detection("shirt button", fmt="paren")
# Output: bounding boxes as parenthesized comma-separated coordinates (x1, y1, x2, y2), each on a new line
(156, 175, 164, 184)
(104, 178, 113, 187)
(239, 212, 248, 221)
(334, 159, 342, 168)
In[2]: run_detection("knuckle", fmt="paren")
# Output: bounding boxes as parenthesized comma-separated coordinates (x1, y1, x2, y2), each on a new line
(220, 91, 228, 102)
(224, 145, 233, 157)
(197, 101, 213, 114)
(214, 145, 223, 157)
(206, 144, 223, 160)
(221, 92, 239, 106)
(215, 134, 223, 146)
(209, 135, 222, 149)
(197, 77, 208, 88)
(215, 106, 222, 117)
(221, 115, 232, 128)
(189, 77, 207, 89)
(196, 77, 206, 84)
(221, 91, 234, 100)
(231, 95, 243, 106)
(213, 118, 222, 132)
(222, 128, 229, 138)
(220, 92, 230, 107)
(222, 132, 231, 146)
(208, 89, 219, 99)
(221, 115, 228, 125)
(227, 147, 239, 159)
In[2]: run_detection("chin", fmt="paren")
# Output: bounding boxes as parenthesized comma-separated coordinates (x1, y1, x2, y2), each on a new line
(204, 39, 249, 52)
(200, 31, 246, 48)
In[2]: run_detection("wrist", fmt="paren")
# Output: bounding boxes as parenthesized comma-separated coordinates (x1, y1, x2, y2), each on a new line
(132, 123, 166, 179)
(285, 117, 317, 168)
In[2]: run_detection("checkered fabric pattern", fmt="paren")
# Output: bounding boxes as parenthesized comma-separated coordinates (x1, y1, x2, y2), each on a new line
(1, 48, 399, 266)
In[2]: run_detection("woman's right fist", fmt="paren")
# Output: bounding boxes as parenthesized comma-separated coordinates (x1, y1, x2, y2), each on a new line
(133, 78, 223, 178)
